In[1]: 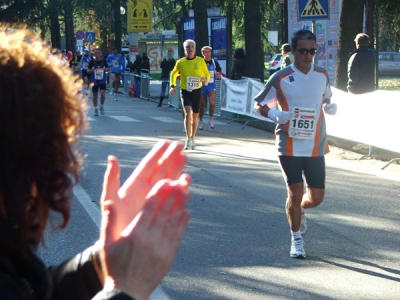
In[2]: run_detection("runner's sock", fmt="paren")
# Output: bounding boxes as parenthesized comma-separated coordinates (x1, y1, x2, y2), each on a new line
(291, 230, 302, 240)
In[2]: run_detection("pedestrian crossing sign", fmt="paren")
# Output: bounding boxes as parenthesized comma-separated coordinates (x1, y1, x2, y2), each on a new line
(298, 0, 329, 21)
(85, 32, 96, 42)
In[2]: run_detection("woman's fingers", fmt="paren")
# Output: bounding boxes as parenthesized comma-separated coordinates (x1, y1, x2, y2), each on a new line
(119, 140, 171, 193)
(101, 156, 121, 211)
(119, 141, 186, 200)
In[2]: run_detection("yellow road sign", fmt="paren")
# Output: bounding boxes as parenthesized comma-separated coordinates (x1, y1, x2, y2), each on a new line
(128, 0, 152, 32)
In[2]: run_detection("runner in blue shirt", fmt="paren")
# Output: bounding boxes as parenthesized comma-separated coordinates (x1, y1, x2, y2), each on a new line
(107, 47, 125, 101)
(199, 46, 221, 130)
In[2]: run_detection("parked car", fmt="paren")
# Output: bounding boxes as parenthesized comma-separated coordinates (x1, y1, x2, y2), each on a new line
(267, 53, 282, 75)
(378, 51, 400, 76)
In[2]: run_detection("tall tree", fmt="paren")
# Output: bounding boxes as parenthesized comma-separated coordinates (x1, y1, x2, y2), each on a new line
(64, 0, 75, 51)
(244, 0, 264, 82)
(192, 0, 208, 55)
(111, 0, 122, 50)
(334, 0, 364, 91)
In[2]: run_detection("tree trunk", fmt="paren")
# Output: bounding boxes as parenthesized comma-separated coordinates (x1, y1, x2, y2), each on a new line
(192, 0, 209, 56)
(226, 0, 233, 75)
(176, 0, 189, 58)
(334, 0, 364, 91)
(64, 1, 75, 52)
(113, 0, 122, 51)
(365, 0, 374, 42)
(49, 1, 61, 50)
(244, 0, 264, 82)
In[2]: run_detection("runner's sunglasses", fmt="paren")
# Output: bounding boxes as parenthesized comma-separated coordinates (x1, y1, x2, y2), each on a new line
(296, 48, 317, 55)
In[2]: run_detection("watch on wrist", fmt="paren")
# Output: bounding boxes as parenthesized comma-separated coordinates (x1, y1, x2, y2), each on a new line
(171, 85, 175, 88)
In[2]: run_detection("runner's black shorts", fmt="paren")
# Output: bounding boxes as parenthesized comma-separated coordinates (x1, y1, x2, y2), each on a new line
(82, 70, 90, 79)
(180, 88, 202, 113)
(278, 156, 325, 188)
(92, 83, 107, 93)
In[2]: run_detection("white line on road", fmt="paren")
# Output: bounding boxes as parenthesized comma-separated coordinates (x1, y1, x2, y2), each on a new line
(73, 184, 171, 300)
(73, 184, 101, 226)
(109, 116, 141, 122)
(151, 117, 182, 123)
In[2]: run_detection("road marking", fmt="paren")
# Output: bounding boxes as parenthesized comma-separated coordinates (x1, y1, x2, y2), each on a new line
(73, 184, 101, 226)
(205, 120, 227, 126)
(151, 117, 182, 123)
(86, 114, 226, 126)
(85, 116, 97, 121)
(73, 184, 171, 300)
(109, 116, 141, 122)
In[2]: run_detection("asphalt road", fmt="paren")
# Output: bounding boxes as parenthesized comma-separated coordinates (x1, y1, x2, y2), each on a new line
(39, 87, 400, 299)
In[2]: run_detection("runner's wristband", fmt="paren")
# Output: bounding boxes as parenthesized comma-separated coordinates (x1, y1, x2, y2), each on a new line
(171, 85, 175, 88)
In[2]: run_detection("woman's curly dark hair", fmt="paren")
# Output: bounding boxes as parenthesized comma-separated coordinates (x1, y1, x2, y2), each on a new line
(0, 26, 88, 256)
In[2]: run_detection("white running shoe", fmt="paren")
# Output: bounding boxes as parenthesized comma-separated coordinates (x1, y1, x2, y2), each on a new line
(184, 138, 191, 150)
(300, 209, 307, 235)
(99, 105, 105, 115)
(290, 238, 306, 258)
(198, 120, 204, 130)
(114, 94, 117, 101)
(191, 138, 196, 150)
(109, 88, 114, 96)
(94, 108, 98, 116)
(209, 117, 215, 129)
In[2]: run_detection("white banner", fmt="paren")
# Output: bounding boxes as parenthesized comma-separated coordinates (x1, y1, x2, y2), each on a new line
(220, 77, 274, 123)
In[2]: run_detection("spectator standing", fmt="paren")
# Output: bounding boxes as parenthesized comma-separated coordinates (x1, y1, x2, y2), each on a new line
(347, 33, 376, 94)
(88, 48, 109, 116)
(254, 29, 337, 259)
(158, 50, 176, 107)
(135, 53, 150, 98)
(280, 43, 294, 69)
(130, 54, 142, 97)
(199, 46, 222, 130)
(230, 48, 246, 80)
(0, 26, 191, 300)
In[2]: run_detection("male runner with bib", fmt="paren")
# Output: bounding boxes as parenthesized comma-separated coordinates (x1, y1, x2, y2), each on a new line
(254, 30, 337, 259)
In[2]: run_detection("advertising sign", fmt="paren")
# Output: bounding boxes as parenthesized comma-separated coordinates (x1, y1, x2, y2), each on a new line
(210, 17, 227, 60)
(182, 18, 195, 41)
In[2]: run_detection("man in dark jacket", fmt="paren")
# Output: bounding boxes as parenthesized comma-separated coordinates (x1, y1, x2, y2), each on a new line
(347, 33, 376, 94)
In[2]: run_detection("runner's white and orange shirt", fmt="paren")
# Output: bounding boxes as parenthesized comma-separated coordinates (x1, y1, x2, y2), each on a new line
(254, 64, 332, 157)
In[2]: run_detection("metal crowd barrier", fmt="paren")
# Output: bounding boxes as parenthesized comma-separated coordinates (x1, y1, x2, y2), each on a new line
(168, 80, 181, 109)
(140, 69, 151, 100)
(123, 68, 132, 94)
(200, 79, 222, 117)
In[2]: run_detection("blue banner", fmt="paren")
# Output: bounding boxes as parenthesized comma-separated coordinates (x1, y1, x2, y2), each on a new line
(182, 18, 195, 41)
(210, 17, 227, 60)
